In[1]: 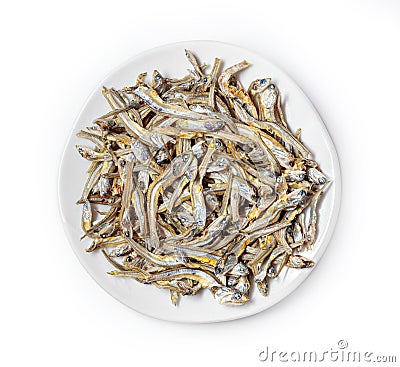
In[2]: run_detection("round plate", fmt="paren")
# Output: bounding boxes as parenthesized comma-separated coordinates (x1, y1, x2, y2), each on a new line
(58, 40, 341, 323)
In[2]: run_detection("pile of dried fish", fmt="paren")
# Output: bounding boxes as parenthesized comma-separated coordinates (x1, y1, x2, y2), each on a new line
(76, 50, 330, 306)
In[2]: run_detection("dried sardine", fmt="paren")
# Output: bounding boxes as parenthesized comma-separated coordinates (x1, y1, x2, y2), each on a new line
(76, 50, 330, 306)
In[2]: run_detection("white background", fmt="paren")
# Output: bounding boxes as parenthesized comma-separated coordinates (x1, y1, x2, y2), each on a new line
(1, 0, 399, 366)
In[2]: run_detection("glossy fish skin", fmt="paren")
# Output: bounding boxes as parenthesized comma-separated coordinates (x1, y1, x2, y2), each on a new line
(81, 200, 92, 232)
(211, 286, 249, 305)
(147, 152, 195, 249)
(76, 146, 112, 161)
(75, 49, 330, 307)
(219, 60, 258, 119)
(307, 167, 328, 185)
(244, 188, 308, 233)
(284, 255, 315, 269)
(134, 85, 214, 121)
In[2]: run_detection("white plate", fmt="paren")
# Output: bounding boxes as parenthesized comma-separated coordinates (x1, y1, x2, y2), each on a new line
(58, 40, 341, 323)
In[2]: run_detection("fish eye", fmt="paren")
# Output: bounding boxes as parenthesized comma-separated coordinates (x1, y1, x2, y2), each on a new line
(125, 231, 130, 238)
(299, 190, 306, 196)
(155, 74, 161, 81)
(120, 160, 126, 167)
(100, 234, 107, 238)
(203, 77, 208, 83)
(318, 177, 326, 184)
(260, 79, 267, 86)
(172, 165, 180, 176)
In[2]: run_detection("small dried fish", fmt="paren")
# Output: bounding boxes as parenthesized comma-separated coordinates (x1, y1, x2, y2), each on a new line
(76, 50, 330, 306)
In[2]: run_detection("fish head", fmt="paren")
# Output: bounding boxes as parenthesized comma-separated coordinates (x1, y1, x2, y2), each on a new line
(228, 262, 249, 277)
(215, 253, 237, 276)
(76, 145, 93, 159)
(285, 188, 307, 206)
(207, 157, 230, 172)
(235, 276, 250, 294)
(205, 192, 219, 212)
(171, 151, 194, 177)
(256, 279, 269, 297)
(191, 140, 206, 158)
(152, 69, 164, 86)
(289, 255, 315, 269)
(261, 84, 278, 108)
(307, 167, 328, 185)
(211, 286, 249, 305)
(248, 78, 270, 95)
